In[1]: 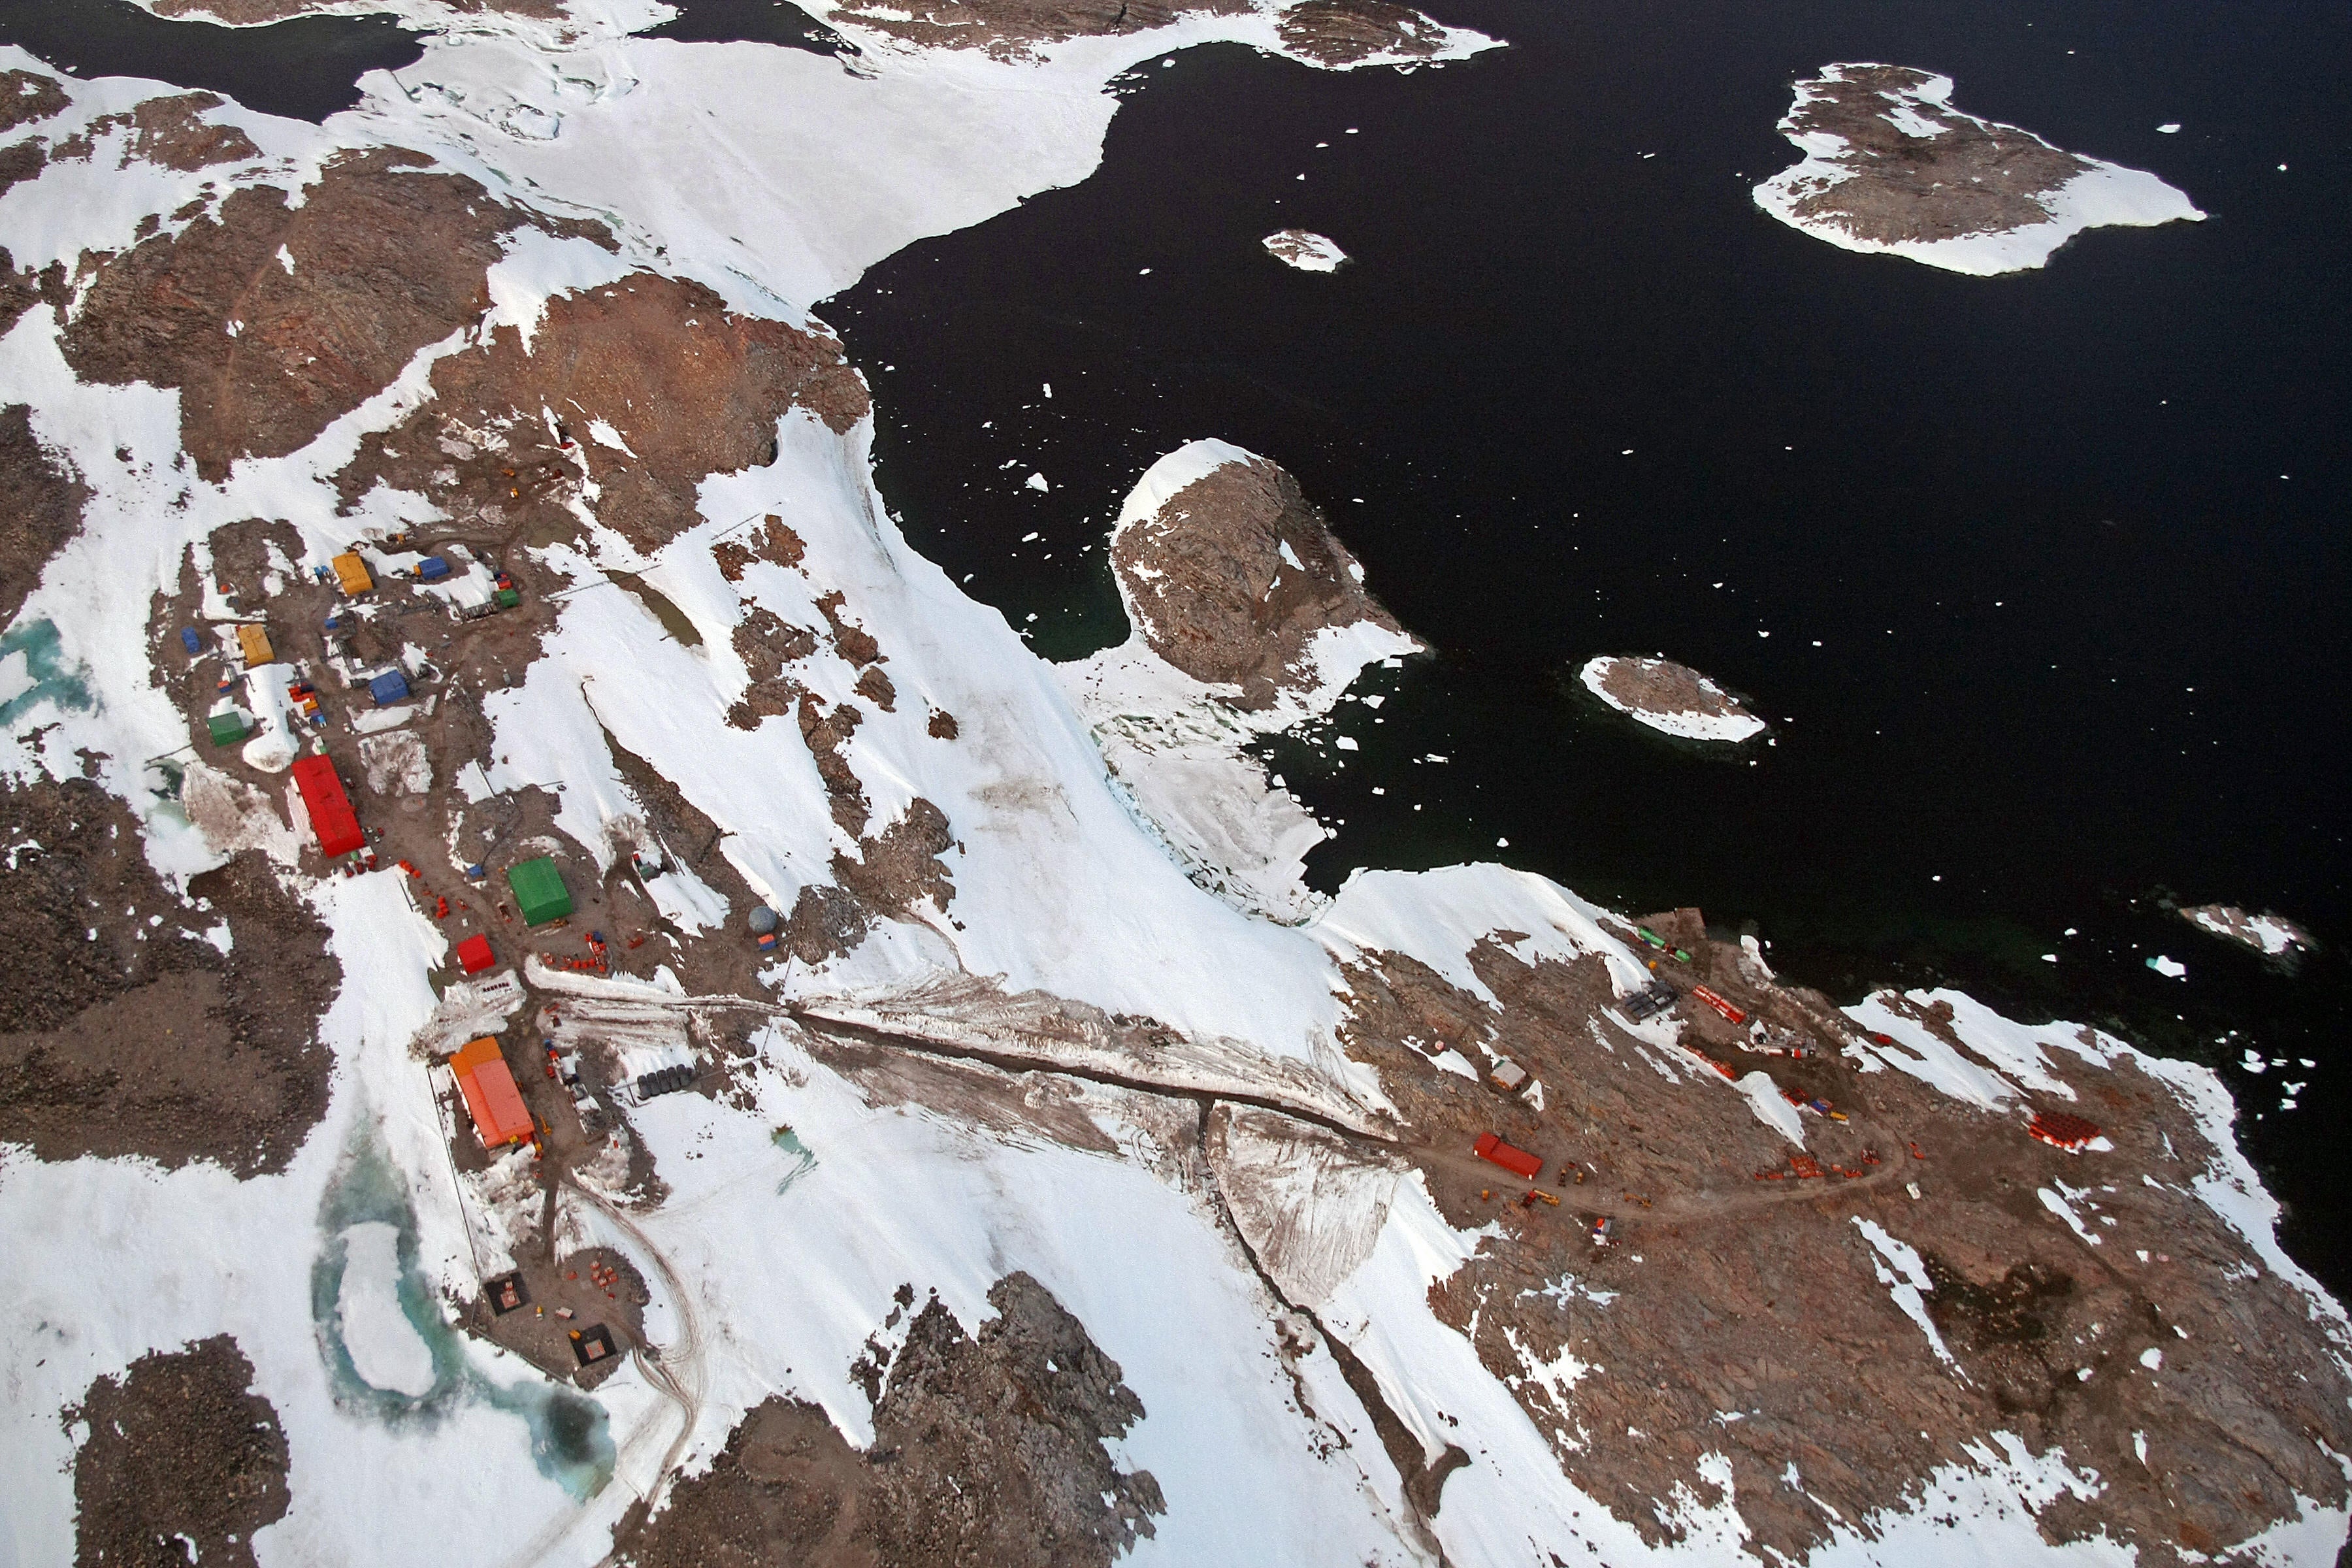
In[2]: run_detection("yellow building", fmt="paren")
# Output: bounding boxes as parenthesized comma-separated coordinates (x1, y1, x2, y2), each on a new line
(235, 623, 274, 667)
(331, 552, 374, 595)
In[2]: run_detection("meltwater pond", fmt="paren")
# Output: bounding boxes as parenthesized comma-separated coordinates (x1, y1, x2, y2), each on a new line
(829, 0, 2352, 1286)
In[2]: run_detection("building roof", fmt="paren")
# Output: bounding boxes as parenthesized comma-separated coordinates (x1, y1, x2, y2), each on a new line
(455, 933, 495, 974)
(451, 1037, 534, 1147)
(289, 755, 363, 857)
(507, 856, 573, 925)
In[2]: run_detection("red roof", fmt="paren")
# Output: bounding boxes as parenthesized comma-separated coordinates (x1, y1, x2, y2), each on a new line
(1474, 1132, 1544, 1180)
(455, 934, 495, 974)
(290, 755, 363, 857)
(451, 1037, 534, 1147)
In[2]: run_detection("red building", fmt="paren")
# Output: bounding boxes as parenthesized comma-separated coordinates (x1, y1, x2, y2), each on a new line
(455, 934, 495, 974)
(290, 755, 363, 857)
(1474, 1132, 1543, 1180)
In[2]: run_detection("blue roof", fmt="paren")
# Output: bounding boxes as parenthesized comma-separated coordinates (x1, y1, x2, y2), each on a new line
(416, 556, 451, 581)
(369, 670, 410, 705)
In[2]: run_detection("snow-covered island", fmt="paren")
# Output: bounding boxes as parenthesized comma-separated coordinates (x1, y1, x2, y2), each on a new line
(1754, 63, 2204, 275)
(2183, 903, 2315, 959)
(1262, 228, 1349, 271)
(1579, 654, 1766, 742)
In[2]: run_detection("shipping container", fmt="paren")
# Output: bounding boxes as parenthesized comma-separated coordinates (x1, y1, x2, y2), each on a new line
(290, 755, 364, 857)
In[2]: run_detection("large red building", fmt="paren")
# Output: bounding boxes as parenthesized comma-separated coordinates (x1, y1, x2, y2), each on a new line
(290, 755, 364, 857)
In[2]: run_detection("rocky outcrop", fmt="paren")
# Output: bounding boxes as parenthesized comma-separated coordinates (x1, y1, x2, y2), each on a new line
(2180, 904, 2313, 959)
(1109, 441, 1403, 710)
(61, 150, 597, 480)
(828, 0, 1458, 64)
(335, 272, 866, 553)
(0, 69, 70, 135)
(0, 778, 339, 1177)
(0, 402, 87, 629)
(1275, 0, 1449, 65)
(1754, 65, 2202, 273)
(66, 1336, 291, 1568)
(621, 1273, 1163, 1567)
(1333, 913, 2352, 1563)
(1579, 653, 1765, 742)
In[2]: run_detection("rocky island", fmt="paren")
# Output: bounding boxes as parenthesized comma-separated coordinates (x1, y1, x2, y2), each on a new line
(1058, 438, 1416, 921)
(1580, 653, 1767, 742)
(1262, 227, 1349, 270)
(1754, 64, 2204, 275)
(2182, 903, 2315, 960)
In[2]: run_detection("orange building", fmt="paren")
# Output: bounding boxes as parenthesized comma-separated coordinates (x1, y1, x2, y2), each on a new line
(451, 1037, 534, 1149)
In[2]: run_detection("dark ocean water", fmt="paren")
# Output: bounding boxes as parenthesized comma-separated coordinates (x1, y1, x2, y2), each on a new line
(7, 0, 2345, 1290)
(0, 0, 419, 122)
(823, 2, 2352, 1288)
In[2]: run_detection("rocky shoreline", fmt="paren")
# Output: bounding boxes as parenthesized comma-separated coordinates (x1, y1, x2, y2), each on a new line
(1579, 653, 1765, 742)
(1754, 64, 2203, 275)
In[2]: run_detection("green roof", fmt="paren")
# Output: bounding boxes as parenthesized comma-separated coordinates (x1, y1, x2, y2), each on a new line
(506, 856, 573, 926)
(206, 710, 248, 745)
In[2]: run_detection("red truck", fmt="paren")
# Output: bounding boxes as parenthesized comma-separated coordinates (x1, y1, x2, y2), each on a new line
(1474, 1132, 1544, 1181)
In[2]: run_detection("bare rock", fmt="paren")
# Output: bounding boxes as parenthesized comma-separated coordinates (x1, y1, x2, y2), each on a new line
(62, 150, 555, 480)
(337, 272, 866, 553)
(1275, 0, 1449, 65)
(0, 402, 88, 629)
(1111, 442, 1403, 709)
(1765, 65, 2091, 246)
(621, 1272, 1162, 1567)
(66, 1336, 291, 1568)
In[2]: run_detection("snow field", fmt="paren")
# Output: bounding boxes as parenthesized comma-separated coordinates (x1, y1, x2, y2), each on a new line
(598, 1023, 1437, 1565)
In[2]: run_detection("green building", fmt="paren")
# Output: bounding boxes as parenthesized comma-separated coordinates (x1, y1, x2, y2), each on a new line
(506, 856, 574, 926)
(206, 710, 249, 745)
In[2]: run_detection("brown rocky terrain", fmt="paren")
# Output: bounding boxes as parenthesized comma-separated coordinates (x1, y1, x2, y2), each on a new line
(63, 148, 612, 480)
(1326, 910, 2352, 1563)
(1772, 65, 2091, 245)
(335, 272, 866, 553)
(1113, 450, 1405, 708)
(146, 0, 562, 20)
(834, 0, 1241, 58)
(620, 1272, 1164, 1566)
(0, 401, 88, 629)
(50, 91, 262, 172)
(1581, 653, 1761, 737)
(66, 1335, 291, 1568)
(2180, 902, 2314, 960)
(828, 0, 1453, 63)
(1276, 0, 1450, 65)
(0, 776, 339, 1177)
(1, 67, 71, 134)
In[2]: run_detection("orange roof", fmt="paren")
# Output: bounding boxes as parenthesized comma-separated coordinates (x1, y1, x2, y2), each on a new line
(451, 1037, 534, 1147)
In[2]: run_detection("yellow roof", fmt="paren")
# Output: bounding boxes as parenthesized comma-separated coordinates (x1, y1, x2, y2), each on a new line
(331, 552, 373, 595)
(235, 623, 274, 666)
